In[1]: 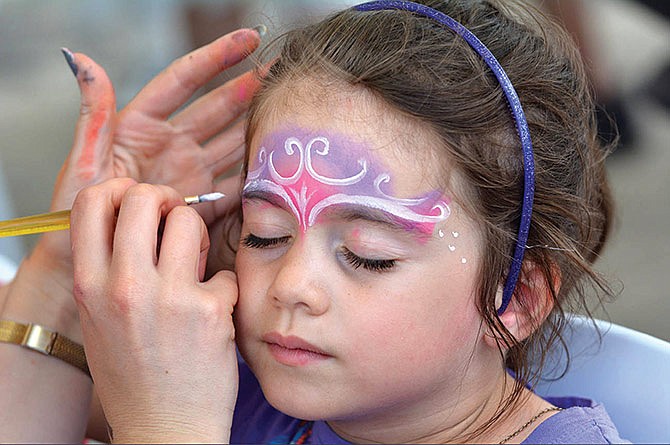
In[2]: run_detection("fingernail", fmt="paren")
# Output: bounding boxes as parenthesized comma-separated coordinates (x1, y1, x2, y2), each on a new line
(252, 24, 267, 38)
(60, 47, 78, 76)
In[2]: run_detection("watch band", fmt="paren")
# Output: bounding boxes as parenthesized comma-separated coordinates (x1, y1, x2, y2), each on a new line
(0, 319, 90, 378)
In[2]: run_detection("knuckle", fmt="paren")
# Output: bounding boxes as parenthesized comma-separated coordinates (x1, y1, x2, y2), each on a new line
(72, 273, 96, 307)
(124, 183, 163, 208)
(196, 296, 222, 321)
(167, 206, 208, 245)
(106, 275, 140, 315)
(217, 270, 239, 290)
(74, 184, 104, 208)
(126, 182, 158, 199)
(168, 59, 199, 93)
(125, 183, 181, 209)
(168, 205, 200, 226)
(206, 271, 239, 305)
(195, 297, 236, 342)
(164, 286, 236, 342)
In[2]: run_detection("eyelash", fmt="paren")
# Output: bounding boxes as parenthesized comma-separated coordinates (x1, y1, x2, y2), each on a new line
(342, 248, 397, 273)
(242, 234, 397, 273)
(242, 233, 290, 248)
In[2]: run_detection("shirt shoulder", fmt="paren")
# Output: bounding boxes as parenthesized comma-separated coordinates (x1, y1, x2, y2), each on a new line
(230, 360, 349, 444)
(523, 397, 630, 444)
(230, 360, 302, 444)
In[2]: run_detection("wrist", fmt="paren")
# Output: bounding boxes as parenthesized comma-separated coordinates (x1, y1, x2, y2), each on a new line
(0, 319, 90, 378)
(1, 247, 80, 341)
(110, 418, 232, 444)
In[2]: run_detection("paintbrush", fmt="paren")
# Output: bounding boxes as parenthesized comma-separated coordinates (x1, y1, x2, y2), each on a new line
(0, 192, 225, 238)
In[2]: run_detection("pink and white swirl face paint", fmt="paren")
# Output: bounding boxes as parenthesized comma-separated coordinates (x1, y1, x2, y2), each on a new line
(244, 128, 451, 235)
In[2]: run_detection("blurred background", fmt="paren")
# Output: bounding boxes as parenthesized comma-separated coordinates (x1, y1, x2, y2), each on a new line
(0, 0, 668, 340)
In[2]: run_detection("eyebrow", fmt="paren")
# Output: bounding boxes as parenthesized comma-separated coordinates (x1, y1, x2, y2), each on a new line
(338, 205, 433, 235)
(242, 189, 290, 211)
(242, 189, 432, 238)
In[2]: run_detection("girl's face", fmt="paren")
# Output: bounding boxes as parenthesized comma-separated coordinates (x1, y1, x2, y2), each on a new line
(234, 88, 491, 428)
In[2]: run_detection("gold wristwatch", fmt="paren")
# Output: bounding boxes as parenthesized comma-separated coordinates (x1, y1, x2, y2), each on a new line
(0, 319, 90, 378)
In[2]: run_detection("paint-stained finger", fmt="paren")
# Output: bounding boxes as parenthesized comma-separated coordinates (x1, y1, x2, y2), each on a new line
(171, 70, 260, 144)
(125, 28, 261, 120)
(62, 48, 116, 183)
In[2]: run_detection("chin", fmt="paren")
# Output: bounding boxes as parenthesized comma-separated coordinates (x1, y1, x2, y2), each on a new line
(259, 377, 338, 420)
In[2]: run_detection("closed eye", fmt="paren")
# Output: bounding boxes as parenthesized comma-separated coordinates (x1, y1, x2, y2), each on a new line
(342, 248, 397, 273)
(242, 233, 291, 249)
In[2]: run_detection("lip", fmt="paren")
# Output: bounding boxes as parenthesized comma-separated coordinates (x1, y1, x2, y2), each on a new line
(262, 332, 332, 366)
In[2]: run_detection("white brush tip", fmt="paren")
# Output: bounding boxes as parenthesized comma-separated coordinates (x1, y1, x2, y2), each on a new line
(197, 192, 226, 203)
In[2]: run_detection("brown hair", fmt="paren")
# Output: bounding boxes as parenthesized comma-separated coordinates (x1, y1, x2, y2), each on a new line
(244, 0, 615, 438)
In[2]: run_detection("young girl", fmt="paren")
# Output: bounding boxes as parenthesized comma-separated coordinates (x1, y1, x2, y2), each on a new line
(0, 0, 627, 443)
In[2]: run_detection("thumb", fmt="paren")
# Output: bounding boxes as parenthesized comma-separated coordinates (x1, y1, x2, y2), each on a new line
(52, 49, 117, 210)
(203, 270, 239, 310)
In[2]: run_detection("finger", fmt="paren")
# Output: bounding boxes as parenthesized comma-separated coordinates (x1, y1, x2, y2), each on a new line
(171, 70, 260, 143)
(204, 212, 241, 276)
(51, 50, 116, 213)
(126, 28, 261, 119)
(60, 49, 116, 185)
(158, 206, 210, 282)
(71, 178, 138, 299)
(204, 120, 246, 178)
(112, 184, 185, 272)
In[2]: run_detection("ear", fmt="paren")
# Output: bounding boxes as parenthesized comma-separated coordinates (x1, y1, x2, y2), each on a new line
(484, 262, 559, 348)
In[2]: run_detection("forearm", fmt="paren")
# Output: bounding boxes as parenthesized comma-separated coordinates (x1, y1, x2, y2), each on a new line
(0, 247, 92, 442)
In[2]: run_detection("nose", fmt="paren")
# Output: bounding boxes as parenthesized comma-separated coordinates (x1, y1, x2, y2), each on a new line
(267, 235, 331, 316)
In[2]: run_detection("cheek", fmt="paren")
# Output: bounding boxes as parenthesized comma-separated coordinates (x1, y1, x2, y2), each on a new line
(234, 251, 268, 327)
(346, 273, 482, 368)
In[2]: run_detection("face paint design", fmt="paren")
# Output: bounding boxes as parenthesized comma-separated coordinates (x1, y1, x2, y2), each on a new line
(244, 128, 451, 234)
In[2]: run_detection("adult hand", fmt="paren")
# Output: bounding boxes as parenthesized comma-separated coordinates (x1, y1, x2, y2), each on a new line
(49, 27, 261, 272)
(9, 28, 259, 328)
(70, 179, 240, 443)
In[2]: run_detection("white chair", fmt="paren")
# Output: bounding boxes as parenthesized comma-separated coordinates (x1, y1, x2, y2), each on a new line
(533, 314, 670, 444)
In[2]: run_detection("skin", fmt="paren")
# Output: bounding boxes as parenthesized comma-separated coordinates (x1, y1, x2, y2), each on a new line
(234, 82, 557, 443)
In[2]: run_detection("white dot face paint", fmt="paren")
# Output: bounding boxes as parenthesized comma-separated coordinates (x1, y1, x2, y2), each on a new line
(244, 128, 452, 235)
(439, 229, 445, 238)
(452, 231, 460, 238)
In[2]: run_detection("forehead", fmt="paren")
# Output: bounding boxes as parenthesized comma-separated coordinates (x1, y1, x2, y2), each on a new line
(248, 82, 444, 193)
(245, 126, 451, 234)
(244, 87, 453, 233)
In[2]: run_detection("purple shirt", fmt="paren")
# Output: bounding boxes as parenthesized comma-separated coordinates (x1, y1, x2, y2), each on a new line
(230, 362, 629, 444)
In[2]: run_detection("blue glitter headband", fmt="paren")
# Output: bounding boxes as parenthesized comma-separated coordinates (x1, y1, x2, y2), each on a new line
(353, 1, 536, 315)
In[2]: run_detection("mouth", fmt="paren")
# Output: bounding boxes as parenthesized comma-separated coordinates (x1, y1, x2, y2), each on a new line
(262, 332, 332, 366)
